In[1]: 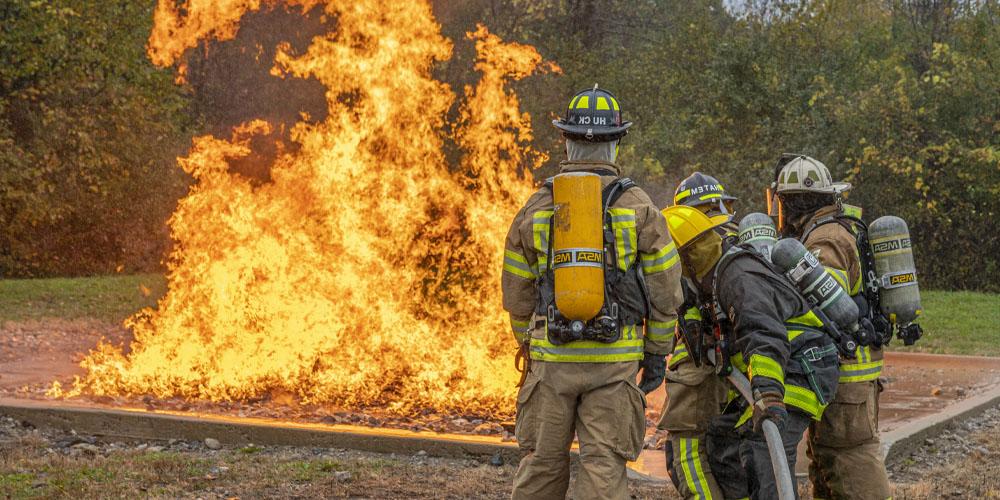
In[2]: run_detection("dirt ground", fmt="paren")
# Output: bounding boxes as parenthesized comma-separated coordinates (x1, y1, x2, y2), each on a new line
(0, 414, 669, 499)
(6, 318, 1000, 442)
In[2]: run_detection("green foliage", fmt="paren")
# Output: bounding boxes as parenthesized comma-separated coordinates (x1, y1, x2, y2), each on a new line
(2, 1, 997, 291)
(457, 0, 1000, 291)
(0, 0, 197, 278)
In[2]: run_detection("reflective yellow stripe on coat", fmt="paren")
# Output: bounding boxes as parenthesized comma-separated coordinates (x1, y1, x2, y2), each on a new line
(529, 325, 644, 362)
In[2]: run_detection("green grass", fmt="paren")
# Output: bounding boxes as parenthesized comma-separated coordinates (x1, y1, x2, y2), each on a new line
(887, 289, 1000, 357)
(0, 274, 997, 356)
(0, 274, 167, 323)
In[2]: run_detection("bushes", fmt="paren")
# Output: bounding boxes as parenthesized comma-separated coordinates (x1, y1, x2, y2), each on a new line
(0, 0, 196, 277)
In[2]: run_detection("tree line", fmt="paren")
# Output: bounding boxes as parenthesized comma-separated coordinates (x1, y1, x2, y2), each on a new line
(2, 0, 998, 292)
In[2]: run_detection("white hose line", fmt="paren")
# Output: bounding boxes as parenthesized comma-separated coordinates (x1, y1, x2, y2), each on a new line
(727, 371, 796, 500)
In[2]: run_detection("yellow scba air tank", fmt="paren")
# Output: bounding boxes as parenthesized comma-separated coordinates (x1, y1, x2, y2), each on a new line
(552, 172, 605, 321)
(869, 215, 922, 326)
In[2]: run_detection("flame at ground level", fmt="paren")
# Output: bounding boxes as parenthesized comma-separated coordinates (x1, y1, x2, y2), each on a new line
(53, 1, 556, 419)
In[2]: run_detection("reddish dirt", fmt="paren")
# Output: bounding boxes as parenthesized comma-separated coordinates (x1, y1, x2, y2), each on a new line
(4, 318, 1000, 441)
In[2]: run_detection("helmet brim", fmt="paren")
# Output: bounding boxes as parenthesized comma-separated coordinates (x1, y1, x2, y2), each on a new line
(777, 181, 852, 195)
(552, 119, 633, 138)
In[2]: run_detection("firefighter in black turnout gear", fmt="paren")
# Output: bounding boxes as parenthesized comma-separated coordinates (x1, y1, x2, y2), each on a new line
(663, 205, 840, 500)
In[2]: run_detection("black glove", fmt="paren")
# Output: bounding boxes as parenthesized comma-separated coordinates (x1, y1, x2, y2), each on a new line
(751, 390, 787, 432)
(638, 353, 666, 394)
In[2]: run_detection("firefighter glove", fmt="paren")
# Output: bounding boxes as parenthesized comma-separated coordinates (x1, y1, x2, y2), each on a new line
(752, 390, 787, 433)
(638, 353, 666, 394)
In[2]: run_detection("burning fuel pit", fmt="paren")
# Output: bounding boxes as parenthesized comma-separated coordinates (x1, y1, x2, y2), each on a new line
(41, 0, 563, 424)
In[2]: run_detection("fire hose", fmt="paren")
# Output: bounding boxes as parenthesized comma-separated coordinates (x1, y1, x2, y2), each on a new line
(727, 371, 795, 500)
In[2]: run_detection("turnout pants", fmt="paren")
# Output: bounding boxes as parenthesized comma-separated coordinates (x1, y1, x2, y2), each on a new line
(807, 378, 892, 500)
(511, 360, 645, 500)
(740, 409, 811, 500)
(659, 358, 729, 500)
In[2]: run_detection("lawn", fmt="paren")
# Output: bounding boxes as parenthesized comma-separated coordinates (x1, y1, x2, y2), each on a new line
(0, 274, 166, 323)
(887, 289, 1000, 357)
(0, 275, 997, 356)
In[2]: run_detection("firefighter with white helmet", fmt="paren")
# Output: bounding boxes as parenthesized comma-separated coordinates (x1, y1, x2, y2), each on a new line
(502, 86, 683, 500)
(770, 153, 892, 500)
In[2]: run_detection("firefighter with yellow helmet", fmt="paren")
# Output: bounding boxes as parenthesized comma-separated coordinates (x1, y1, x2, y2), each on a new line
(662, 204, 840, 500)
(659, 172, 740, 500)
(502, 86, 683, 499)
(769, 154, 892, 500)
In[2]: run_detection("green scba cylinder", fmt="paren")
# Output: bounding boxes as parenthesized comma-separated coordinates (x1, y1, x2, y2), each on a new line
(552, 173, 605, 321)
(869, 215, 922, 326)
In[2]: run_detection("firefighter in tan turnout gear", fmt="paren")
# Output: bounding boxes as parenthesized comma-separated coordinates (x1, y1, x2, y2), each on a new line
(502, 86, 683, 500)
(770, 154, 892, 500)
(660, 172, 738, 500)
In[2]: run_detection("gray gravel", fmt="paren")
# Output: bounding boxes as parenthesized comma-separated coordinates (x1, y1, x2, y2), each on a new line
(888, 405, 1000, 483)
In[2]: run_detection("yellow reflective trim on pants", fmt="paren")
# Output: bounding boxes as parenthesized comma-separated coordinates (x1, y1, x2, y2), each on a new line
(679, 438, 713, 500)
(503, 250, 536, 280)
(646, 319, 676, 343)
(748, 354, 784, 386)
(669, 347, 689, 368)
(529, 325, 644, 362)
(839, 359, 883, 383)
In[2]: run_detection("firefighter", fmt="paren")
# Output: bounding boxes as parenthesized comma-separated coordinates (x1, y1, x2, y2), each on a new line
(502, 86, 683, 500)
(663, 205, 840, 500)
(660, 172, 740, 500)
(770, 154, 892, 500)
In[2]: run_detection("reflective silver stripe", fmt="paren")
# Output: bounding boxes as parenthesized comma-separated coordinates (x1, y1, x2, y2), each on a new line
(620, 227, 632, 268)
(841, 364, 881, 376)
(503, 255, 535, 276)
(611, 214, 635, 224)
(530, 345, 644, 357)
(641, 247, 678, 269)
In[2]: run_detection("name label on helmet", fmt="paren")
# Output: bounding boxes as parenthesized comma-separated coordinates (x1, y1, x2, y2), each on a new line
(576, 116, 607, 126)
(690, 184, 724, 195)
(552, 248, 604, 269)
(872, 237, 911, 255)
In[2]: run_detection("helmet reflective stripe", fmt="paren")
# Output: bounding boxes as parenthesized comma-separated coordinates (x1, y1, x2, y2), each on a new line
(673, 172, 737, 208)
(553, 85, 632, 142)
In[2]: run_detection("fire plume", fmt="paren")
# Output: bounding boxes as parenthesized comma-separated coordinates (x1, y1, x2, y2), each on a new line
(61, 1, 553, 418)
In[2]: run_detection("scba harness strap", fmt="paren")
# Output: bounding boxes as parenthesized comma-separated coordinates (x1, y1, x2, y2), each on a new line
(537, 174, 649, 345)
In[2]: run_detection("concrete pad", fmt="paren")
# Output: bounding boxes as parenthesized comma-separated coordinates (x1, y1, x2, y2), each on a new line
(0, 398, 521, 465)
(881, 382, 1000, 464)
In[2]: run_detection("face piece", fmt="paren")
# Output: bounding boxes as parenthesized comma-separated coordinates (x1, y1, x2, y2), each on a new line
(777, 192, 834, 235)
(678, 230, 723, 292)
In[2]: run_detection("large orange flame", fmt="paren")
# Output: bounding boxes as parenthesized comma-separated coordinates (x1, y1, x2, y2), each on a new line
(59, 1, 554, 418)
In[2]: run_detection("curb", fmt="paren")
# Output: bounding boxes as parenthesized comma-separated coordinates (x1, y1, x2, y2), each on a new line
(0, 398, 521, 465)
(881, 383, 1000, 464)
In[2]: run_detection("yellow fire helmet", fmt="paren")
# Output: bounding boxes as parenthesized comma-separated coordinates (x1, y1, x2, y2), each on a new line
(662, 205, 730, 249)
